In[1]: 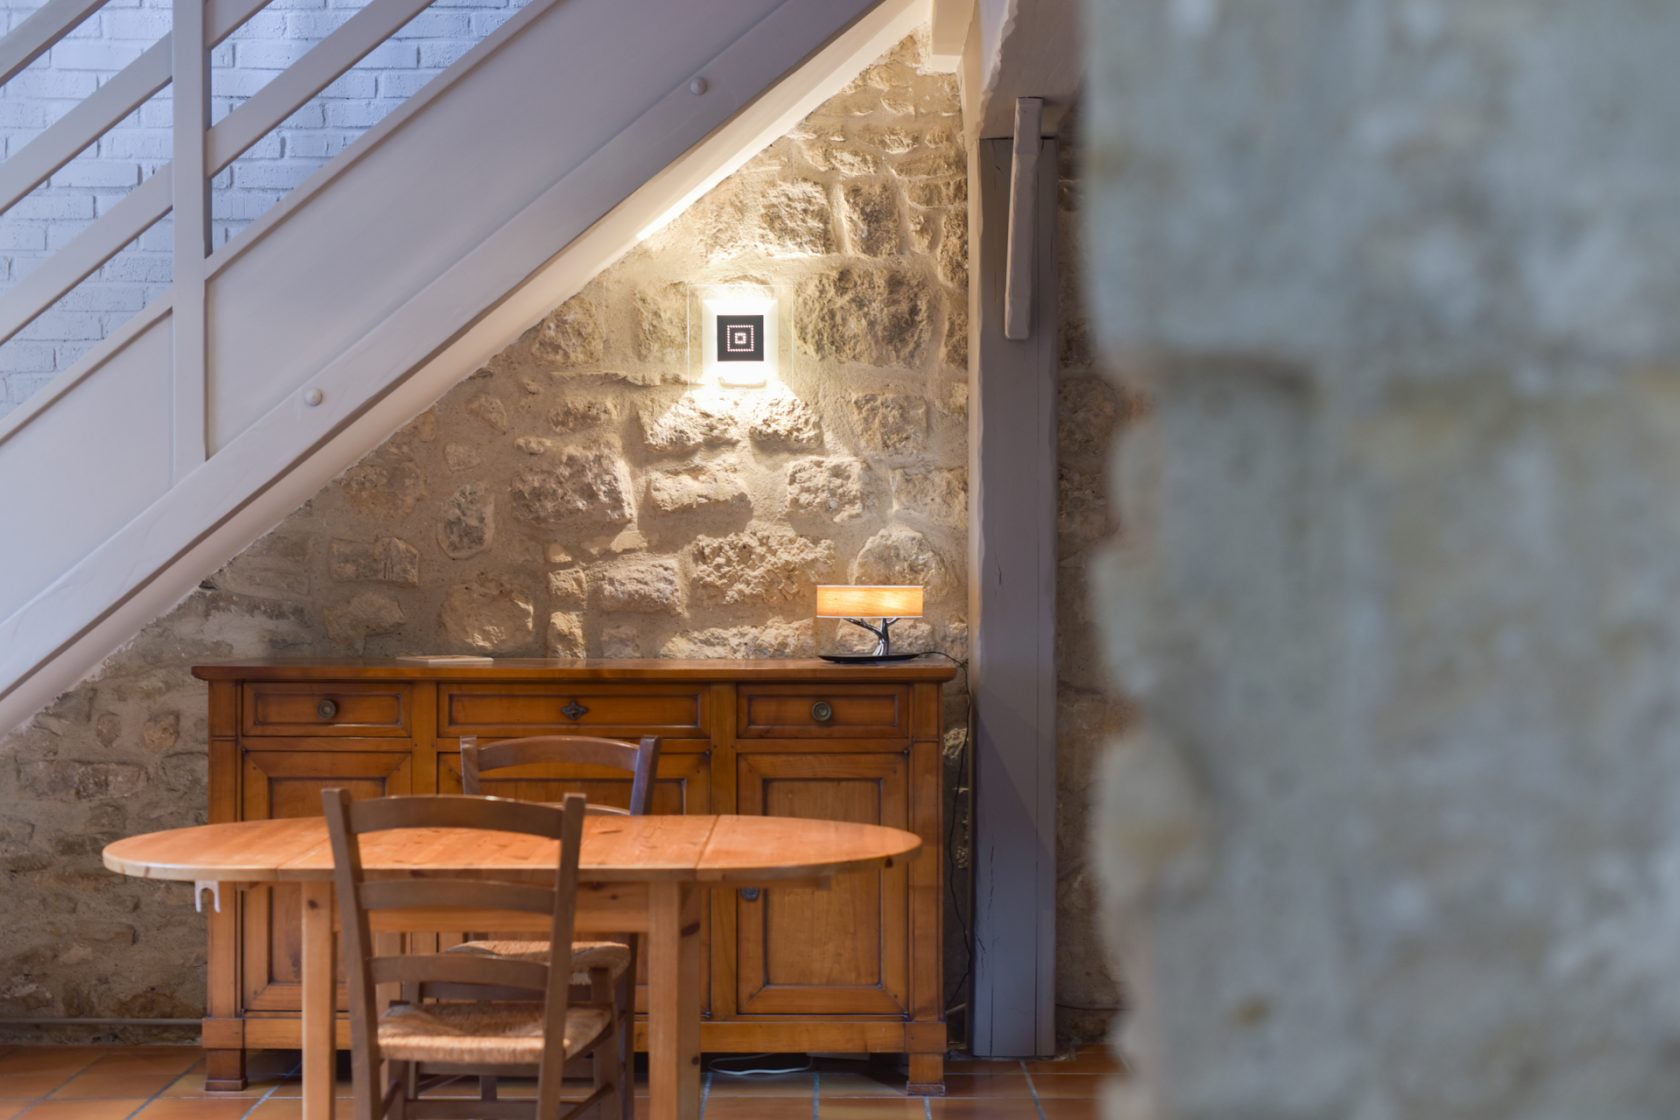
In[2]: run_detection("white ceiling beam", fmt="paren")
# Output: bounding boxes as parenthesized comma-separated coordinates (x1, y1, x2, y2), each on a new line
(926, 0, 974, 72)
(962, 0, 1082, 139)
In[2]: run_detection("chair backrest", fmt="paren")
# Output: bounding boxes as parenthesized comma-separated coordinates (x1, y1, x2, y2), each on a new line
(460, 734, 662, 815)
(321, 789, 588, 1108)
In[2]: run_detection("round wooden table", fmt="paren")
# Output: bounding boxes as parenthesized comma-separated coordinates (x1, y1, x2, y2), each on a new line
(106, 814, 920, 1120)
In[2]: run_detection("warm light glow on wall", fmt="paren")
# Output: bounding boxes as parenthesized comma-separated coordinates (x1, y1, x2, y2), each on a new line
(815, 585, 925, 619)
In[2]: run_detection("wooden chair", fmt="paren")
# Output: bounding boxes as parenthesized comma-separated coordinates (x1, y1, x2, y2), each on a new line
(455, 734, 661, 1115)
(322, 789, 625, 1120)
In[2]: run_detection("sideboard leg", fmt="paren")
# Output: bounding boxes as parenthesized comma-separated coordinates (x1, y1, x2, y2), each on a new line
(906, 1053, 945, 1096)
(203, 1048, 248, 1092)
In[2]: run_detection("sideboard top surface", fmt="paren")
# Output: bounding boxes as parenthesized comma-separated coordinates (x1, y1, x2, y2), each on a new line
(192, 657, 959, 683)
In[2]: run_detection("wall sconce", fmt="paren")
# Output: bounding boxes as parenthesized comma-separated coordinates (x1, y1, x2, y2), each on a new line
(816, 585, 925, 663)
(696, 284, 780, 388)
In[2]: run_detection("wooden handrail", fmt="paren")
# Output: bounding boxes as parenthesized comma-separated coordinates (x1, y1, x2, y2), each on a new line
(0, 0, 106, 88)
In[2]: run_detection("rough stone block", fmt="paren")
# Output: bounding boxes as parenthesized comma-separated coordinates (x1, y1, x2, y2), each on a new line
(890, 466, 965, 525)
(688, 528, 836, 605)
(439, 580, 534, 653)
(508, 446, 633, 528)
(437, 484, 494, 560)
(841, 180, 904, 257)
(852, 525, 952, 599)
(527, 295, 605, 369)
(330, 536, 421, 584)
(787, 457, 871, 522)
(796, 267, 935, 367)
(647, 462, 749, 515)
(594, 557, 685, 614)
(639, 394, 740, 454)
(324, 591, 405, 649)
(850, 391, 928, 454)
(747, 394, 823, 450)
(546, 611, 585, 658)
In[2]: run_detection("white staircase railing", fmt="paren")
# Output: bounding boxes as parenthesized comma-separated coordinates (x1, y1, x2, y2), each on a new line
(0, 0, 918, 732)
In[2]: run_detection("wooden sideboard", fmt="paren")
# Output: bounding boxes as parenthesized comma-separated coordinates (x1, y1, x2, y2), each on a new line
(192, 658, 956, 1092)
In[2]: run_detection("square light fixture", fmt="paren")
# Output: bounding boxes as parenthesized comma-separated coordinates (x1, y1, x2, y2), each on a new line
(698, 285, 779, 388)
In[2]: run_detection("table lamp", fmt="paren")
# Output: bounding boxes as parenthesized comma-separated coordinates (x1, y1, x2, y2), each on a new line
(816, 585, 924, 663)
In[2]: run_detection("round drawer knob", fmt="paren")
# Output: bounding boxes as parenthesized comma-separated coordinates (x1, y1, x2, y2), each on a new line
(811, 700, 834, 723)
(316, 699, 339, 720)
(740, 887, 761, 902)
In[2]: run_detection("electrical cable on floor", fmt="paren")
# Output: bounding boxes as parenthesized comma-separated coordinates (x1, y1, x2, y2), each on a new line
(925, 650, 976, 1017)
(706, 1053, 814, 1077)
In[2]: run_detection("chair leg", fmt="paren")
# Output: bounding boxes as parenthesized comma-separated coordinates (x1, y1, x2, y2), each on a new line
(619, 943, 637, 1120)
(587, 966, 625, 1120)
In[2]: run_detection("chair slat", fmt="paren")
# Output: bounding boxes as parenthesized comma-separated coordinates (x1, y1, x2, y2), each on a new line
(349, 794, 570, 838)
(370, 952, 549, 993)
(474, 736, 647, 777)
(462, 735, 662, 818)
(360, 878, 555, 915)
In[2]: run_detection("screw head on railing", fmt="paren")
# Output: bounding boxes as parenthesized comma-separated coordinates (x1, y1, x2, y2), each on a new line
(689, 77, 708, 95)
(303, 388, 324, 407)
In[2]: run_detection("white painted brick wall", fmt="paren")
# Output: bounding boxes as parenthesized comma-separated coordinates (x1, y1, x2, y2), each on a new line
(0, 0, 522, 418)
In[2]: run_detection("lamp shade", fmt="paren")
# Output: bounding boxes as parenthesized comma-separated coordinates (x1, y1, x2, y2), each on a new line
(816, 585, 924, 619)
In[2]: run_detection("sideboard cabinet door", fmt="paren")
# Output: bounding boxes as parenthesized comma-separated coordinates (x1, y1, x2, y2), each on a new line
(735, 752, 910, 1016)
(240, 748, 413, 1012)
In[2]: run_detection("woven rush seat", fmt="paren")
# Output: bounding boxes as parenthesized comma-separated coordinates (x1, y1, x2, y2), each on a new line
(379, 1000, 612, 1066)
(449, 938, 630, 982)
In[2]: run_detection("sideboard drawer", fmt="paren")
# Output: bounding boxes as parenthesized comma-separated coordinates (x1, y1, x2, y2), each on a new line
(241, 682, 412, 737)
(440, 683, 706, 737)
(737, 685, 909, 739)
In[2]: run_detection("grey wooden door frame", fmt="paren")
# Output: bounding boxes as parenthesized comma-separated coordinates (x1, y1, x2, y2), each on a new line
(966, 129, 1059, 1058)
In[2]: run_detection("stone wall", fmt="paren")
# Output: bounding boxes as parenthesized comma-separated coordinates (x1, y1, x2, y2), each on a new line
(0, 0, 521, 418)
(1083, 1, 1680, 1116)
(0, 33, 974, 1031)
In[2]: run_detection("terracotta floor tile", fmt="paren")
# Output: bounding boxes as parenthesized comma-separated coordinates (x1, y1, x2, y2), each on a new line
(0, 1049, 105, 1076)
(1023, 1048, 1124, 1077)
(707, 1074, 816, 1098)
(134, 1099, 264, 1120)
(18, 1100, 151, 1120)
(269, 1079, 355, 1099)
(49, 1071, 177, 1100)
(937, 1074, 1034, 1099)
(818, 1098, 930, 1120)
(926, 1099, 1041, 1120)
(1025, 1075, 1106, 1100)
(243, 1102, 303, 1120)
(941, 1060, 1023, 1077)
(702, 1096, 816, 1120)
(157, 1069, 280, 1100)
(817, 1071, 906, 1099)
(1036, 1099, 1100, 1120)
(0, 1075, 80, 1100)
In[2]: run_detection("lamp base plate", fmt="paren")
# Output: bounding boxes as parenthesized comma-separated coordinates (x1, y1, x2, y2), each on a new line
(817, 652, 924, 664)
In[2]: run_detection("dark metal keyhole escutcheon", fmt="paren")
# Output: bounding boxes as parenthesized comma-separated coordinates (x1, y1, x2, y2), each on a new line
(562, 699, 589, 721)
